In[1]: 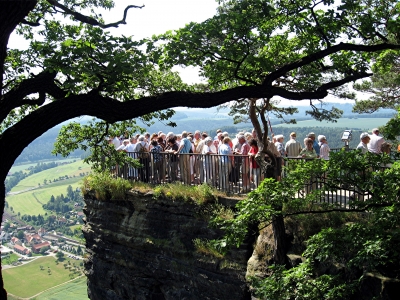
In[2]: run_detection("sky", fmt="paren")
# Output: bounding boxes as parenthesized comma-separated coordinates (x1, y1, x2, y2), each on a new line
(8, 0, 356, 107)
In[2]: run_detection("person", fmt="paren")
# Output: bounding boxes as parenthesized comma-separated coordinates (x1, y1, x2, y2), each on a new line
(248, 139, 261, 188)
(218, 137, 233, 190)
(135, 135, 150, 182)
(318, 135, 330, 160)
(380, 142, 393, 168)
(150, 140, 163, 183)
(356, 132, 370, 154)
(234, 134, 251, 192)
(202, 137, 216, 185)
(214, 129, 222, 141)
(274, 135, 285, 181)
(285, 132, 302, 157)
(299, 138, 318, 159)
(116, 139, 129, 151)
(368, 128, 385, 154)
(187, 136, 196, 183)
(165, 138, 179, 182)
(111, 136, 120, 149)
(299, 138, 318, 194)
(307, 132, 320, 157)
(176, 131, 192, 184)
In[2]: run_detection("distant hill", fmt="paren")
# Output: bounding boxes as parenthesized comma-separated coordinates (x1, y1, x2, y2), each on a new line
(12, 103, 395, 165)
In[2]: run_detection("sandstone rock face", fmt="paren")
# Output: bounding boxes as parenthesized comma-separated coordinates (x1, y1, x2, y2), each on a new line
(83, 191, 252, 300)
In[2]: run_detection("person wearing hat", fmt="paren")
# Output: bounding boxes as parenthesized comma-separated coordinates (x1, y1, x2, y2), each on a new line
(285, 132, 302, 157)
(367, 128, 385, 154)
(357, 132, 370, 154)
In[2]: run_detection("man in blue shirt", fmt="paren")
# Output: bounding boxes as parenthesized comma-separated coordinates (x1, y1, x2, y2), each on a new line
(176, 131, 192, 184)
(307, 132, 320, 157)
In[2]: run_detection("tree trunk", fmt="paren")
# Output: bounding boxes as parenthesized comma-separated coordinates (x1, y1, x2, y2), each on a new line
(271, 214, 288, 265)
(248, 98, 288, 265)
(0, 2, 38, 296)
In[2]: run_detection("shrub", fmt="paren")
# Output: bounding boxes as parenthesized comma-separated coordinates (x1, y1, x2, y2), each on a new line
(82, 171, 132, 200)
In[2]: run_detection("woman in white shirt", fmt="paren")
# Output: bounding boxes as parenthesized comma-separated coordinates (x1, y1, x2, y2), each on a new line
(318, 135, 330, 160)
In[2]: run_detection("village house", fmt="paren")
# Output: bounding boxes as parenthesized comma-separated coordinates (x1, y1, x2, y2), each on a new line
(57, 217, 67, 226)
(38, 227, 46, 237)
(31, 241, 51, 254)
(11, 237, 22, 246)
(13, 244, 31, 256)
(24, 233, 42, 247)
(16, 225, 34, 232)
(0, 231, 11, 242)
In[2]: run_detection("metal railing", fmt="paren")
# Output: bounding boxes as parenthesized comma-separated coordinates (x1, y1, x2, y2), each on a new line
(112, 150, 394, 207)
(116, 152, 256, 194)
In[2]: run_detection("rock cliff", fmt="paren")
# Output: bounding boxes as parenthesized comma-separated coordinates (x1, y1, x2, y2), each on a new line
(83, 190, 253, 300)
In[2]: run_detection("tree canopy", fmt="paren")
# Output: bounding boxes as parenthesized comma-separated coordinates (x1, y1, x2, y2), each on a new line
(1, 0, 400, 296)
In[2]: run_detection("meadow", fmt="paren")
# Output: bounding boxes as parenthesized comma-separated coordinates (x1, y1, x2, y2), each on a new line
(10, 160, 90, 193)
(3, 256, 84, 298)
(32, 276, 89, 300)
(6, 160, 91, 216)
(9, 158, 79, 174)
(6, 176, 85, 216)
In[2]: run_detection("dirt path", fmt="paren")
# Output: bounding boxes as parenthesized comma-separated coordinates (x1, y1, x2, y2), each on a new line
(7, 186, 39, 196)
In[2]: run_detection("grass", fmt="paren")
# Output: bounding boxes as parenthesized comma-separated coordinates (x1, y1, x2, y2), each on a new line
(5, 192, 47, 216)
(152, 182, 223, 204)
(32, 276, 89, 300)
(274, 117, 391, 130)
(10, 158, 79, 174)
(6, 177, 84, 216)
(3, 256, 84, 298)
(69, 224, 82, 232)
(1, 253, 19, 265)
(10, 160, 90, 193)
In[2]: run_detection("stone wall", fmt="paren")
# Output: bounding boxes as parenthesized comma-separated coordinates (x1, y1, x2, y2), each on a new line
(83, 191, 253, 300)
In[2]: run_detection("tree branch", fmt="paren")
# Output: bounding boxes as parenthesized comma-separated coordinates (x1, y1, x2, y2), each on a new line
(262, 42, 400, 86)
(46, 0, 144, 28)
(0, 70, 67, 123)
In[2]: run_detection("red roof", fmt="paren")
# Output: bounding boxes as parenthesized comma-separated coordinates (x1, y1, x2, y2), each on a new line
(32, 241, 50, 250)
(14, 244, 30, 254)
(13, 244, 25, 251)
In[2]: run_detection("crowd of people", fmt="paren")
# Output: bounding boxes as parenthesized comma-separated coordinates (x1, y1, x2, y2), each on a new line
(108, 127, 390, 192)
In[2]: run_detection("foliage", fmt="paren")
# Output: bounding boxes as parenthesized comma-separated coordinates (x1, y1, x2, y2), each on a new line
(353, 56, 400, 114)
(249, 263, 359, 300)
(382, 107, 400, 141)
(42, 184, 83, 213)
(156, 0, 400, 125)
(82, 171, 132, 200)
(153, 182, 220, 204)
(193, 238, 225, 258)
(209, 151, 400, 298)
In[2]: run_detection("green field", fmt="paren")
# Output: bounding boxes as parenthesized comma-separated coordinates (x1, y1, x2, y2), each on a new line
(1, 253, 19, 265)
(6, 160, 90, 216)
(6, 177, 85, 216)
(10, 160, 90, 193)
(10, 158, 79, 174)
(32, 276, 89, 300)
(4, 256, 85, 298)
(274, 118, 391, 130)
